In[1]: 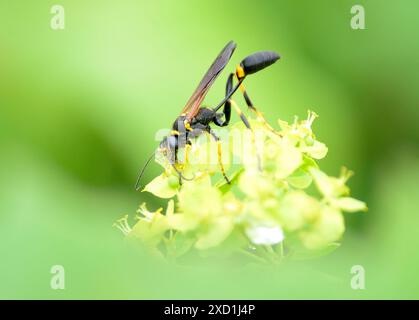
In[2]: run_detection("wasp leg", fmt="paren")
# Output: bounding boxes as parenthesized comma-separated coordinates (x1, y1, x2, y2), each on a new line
(213, 73, 233, 127)
(171, 164, 194, 185)
(229, 99, 262, 171)
(169, 141, 183, 185)
(167, 131, 195, 184)
(235, 67, 280, 135)
(209, 129, 230, 184)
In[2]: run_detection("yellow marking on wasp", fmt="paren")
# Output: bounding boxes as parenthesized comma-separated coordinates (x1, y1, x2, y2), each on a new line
(171, 130, 180, 135)
(234, 73, 250, 97)
(233, 73, 247, 95)
(184, 120, 193, 131)
(236, 65, 245, 79)
(216, 140, 229, 183)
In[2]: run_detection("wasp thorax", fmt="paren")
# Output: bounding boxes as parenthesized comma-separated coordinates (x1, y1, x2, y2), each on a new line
(191, 107, 216, 126)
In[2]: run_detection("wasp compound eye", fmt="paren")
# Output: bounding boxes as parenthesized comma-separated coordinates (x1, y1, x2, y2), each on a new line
(240, 51, 280, 76)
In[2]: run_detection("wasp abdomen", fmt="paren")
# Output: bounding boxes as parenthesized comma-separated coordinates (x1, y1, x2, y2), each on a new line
(240, 51, 280, 75)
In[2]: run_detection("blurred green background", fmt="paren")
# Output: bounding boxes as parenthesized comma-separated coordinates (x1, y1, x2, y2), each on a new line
(1, 0, 419, 299)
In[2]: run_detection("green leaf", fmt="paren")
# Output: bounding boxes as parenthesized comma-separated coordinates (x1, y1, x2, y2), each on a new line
(143, 173, 178, 199)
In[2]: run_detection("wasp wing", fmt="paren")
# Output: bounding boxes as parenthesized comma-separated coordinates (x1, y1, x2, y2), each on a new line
(181, 41, 236, 121)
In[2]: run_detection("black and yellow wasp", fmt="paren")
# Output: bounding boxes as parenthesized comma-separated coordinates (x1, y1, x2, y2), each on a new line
(136, 41, 280, 190)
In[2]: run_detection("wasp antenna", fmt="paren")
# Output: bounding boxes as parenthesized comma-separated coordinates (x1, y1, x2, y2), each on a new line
(135, 150, 157, 191)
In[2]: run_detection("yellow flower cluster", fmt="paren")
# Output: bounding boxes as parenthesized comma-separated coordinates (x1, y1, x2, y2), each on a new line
(116, 111, 367, 263)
